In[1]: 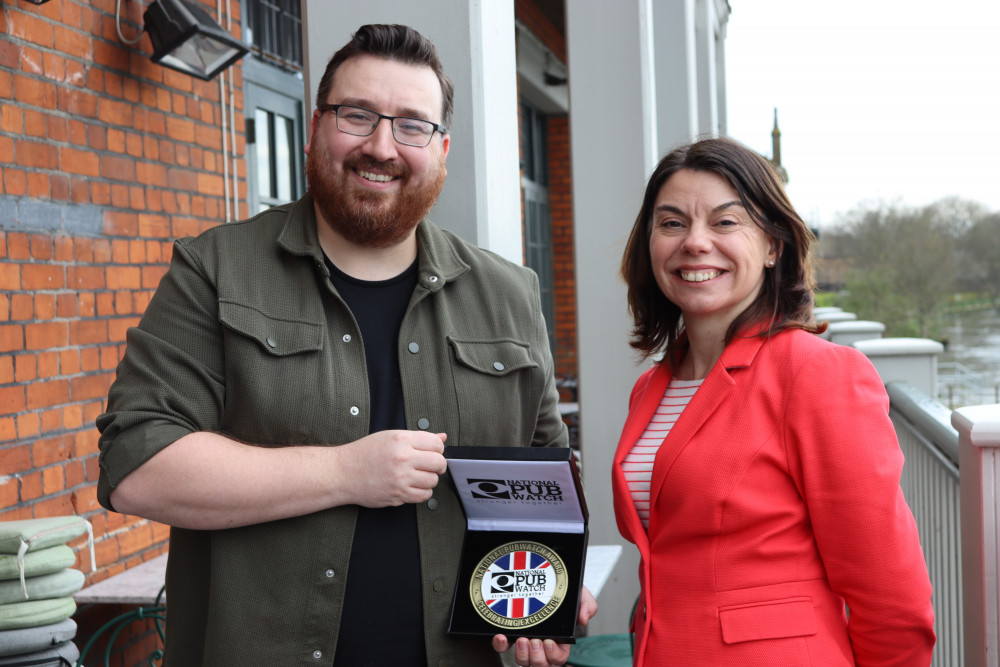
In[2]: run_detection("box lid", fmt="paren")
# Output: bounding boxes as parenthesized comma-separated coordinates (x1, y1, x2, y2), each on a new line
(444, 446, 588, 534)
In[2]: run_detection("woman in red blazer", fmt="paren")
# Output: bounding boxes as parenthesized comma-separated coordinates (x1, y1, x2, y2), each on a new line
(613, 138, 935, 665)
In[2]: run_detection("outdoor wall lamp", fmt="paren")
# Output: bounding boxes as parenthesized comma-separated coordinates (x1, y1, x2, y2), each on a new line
(116, 0, 249, 81)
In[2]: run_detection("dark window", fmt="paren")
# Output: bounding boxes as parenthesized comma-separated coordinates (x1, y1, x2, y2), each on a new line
(520, 103, 555, 357)
(246, 0, 302, 70)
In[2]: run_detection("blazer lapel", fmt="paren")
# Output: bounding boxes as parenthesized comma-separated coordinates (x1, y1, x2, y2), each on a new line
(647, 335, 766, 507)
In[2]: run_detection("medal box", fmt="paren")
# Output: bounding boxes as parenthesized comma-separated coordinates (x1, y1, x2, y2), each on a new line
(444, 446, 589, 642)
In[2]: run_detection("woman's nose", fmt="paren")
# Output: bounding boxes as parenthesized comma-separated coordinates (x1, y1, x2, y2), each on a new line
(681, 222, 712, 253)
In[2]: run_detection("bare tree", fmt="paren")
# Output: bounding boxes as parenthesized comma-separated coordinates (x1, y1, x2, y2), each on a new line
(830, 200, 964, 338)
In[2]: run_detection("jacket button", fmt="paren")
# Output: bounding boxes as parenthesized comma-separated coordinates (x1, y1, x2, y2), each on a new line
(325, 569, 335, 578)
(427, 275, 439, 283)
(493, 361, 505, 371)
(266, 337, 277, 348)
(350, 406, 360, 416)
(312, 650, 322, 659)
(417, 417, 430, 430)
(433, 579, 444, 592)
(342, 334, 351, 342)
(427, 497, 438, 510)
(408, 341, 420, 354)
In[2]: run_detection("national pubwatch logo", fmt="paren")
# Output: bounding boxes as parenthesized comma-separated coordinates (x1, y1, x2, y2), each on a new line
(470, 541, 568, 629)
(467, 478, 565, 504)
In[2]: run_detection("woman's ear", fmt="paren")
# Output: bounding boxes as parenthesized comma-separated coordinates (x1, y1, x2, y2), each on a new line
(769, 239, 783, 266)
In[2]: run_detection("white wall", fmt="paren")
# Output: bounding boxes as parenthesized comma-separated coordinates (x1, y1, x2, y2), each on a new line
(566, 0, 655, 636)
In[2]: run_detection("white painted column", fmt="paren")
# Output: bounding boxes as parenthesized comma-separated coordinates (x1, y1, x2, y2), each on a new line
(301, 0, 523, 263)
(954, 404, 1000, 667)
(694, 0, 720, 136)
(652, 0, 699, 151)
(566, 0, 656, 636)
(853, 338, 944, 397)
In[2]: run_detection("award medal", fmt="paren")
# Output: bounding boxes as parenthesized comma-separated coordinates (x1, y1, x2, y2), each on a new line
(470, 541, 568, 629)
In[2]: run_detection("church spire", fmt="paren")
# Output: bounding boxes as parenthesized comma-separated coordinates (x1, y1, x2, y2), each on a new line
(770, 108, 788, 184)
(771, 108, 782, 167)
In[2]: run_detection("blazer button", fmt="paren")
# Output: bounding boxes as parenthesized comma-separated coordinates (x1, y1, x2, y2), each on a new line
(427, 497, 439, 510)
(266, 337, 277, 348)
(408, 341, 420, 354)
(417, 417, 430, 430)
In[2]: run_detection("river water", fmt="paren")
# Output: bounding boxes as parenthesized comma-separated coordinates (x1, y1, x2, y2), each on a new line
(937, 307, 1000, 407)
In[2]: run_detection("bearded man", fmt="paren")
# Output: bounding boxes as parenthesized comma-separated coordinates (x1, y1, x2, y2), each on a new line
(97, 23, 595, 667)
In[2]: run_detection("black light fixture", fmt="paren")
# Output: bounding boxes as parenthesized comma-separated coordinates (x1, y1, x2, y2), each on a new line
(142, 0, 249, 80)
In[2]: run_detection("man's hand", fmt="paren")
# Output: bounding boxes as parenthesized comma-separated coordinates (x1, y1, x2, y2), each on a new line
(332, 430, 448, 507)
(491, 585, 598, 667)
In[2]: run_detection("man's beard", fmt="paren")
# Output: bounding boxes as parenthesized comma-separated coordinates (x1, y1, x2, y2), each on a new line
(307, 148, 446, 249)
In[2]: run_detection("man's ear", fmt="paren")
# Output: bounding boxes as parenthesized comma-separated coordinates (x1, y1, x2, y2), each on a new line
(304, 109, 323, 155)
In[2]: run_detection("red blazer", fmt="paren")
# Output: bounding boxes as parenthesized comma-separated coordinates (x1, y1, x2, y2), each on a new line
(612, 329, 935, 666)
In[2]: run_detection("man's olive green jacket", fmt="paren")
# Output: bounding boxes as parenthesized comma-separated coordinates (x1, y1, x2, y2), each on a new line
(97, 194, 567, 667)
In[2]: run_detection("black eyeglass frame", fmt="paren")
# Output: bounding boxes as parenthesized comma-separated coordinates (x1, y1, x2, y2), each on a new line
(317, 103, 448, 147)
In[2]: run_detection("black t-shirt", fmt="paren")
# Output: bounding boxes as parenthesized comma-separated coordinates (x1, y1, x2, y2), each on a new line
(326, 256, 425, 666)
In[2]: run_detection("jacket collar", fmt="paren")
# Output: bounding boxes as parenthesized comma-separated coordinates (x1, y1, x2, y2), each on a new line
(413, 218, 471, 293)
(275, 193, 471, 291)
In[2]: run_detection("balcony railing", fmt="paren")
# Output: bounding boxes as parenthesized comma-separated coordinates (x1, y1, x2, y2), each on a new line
(888, 381, 962, 667)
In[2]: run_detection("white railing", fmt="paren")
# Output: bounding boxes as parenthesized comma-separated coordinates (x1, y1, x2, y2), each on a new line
(954, 404, 1000, 667)
(888, 382, 962, 667)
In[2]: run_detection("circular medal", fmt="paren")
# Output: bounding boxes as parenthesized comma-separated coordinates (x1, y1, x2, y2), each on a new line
(469, 541, 568, 629)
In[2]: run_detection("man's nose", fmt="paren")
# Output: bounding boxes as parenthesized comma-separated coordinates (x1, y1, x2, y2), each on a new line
(361, 118, 399, 161)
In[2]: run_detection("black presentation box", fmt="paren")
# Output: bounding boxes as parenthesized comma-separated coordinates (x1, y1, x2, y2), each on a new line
(444, 446, 589, 642)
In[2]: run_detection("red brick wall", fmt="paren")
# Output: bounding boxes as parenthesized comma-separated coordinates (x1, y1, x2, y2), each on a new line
(546, 115, 577, 383)
(515, 0, 565, 61)
(1, 0, 244, 663)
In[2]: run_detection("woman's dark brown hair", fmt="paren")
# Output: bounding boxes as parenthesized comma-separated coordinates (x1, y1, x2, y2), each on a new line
(621, 136, 821, 363)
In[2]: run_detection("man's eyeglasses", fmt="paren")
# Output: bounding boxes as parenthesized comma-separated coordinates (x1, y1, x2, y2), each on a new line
(317, 104, 447, 148)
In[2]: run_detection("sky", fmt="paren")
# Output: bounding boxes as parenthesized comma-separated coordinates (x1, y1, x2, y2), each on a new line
(724, 0, 1000, 228)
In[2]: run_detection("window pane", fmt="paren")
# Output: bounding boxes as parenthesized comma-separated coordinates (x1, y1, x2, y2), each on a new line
(255, 108, 272, 198)
(275, 116, 293, 202)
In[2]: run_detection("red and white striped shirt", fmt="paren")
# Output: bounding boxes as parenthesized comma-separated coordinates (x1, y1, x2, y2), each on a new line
(622, 378, 703, 530)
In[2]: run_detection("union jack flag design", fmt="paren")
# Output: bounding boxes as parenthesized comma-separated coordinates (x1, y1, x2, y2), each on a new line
(482, 550, 554, 619)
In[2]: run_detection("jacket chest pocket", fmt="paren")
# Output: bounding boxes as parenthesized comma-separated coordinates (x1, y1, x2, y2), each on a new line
(219, 301, 326, 443)
(448, 338, 541, 447)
